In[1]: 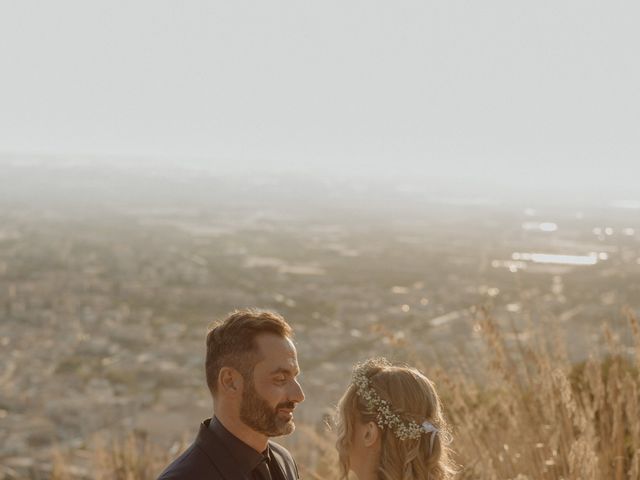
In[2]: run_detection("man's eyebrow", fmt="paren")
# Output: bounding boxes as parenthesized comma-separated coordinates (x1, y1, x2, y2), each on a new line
(269, 366, 300, 376)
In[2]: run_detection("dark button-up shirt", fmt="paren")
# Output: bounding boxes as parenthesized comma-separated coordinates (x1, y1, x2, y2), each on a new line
(156, 417, 299, 480)
(208, 417, 285, 480)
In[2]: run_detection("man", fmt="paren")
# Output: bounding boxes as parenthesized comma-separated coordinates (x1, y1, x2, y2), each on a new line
(157, 308, 305, 480)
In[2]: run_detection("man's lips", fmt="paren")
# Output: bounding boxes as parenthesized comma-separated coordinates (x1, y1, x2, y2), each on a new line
(276, 400, 296, 419)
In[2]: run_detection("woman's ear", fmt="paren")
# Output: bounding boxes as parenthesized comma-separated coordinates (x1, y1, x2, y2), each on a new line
(219, 367, 243, 394)
(363, 421, 380, 447)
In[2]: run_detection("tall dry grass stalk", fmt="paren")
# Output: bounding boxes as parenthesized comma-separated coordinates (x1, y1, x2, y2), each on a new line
(94, 432, 173, 480)
(423, 308, 640, 480)
(42, 309, 640, 479)
(48, 432, 172, 480)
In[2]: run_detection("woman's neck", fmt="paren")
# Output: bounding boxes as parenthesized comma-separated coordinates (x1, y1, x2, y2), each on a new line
(354, 460, 378, 480)
(356, 473, 376, 480)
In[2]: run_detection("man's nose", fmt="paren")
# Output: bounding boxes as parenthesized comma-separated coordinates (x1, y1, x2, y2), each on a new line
(289, 380, 305, 403)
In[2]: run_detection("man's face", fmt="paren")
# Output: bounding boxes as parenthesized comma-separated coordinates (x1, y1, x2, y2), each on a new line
(239, 333, 305, 437)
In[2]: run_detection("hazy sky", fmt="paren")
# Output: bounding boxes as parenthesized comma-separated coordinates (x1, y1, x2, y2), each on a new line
(1, 1, 638, 192)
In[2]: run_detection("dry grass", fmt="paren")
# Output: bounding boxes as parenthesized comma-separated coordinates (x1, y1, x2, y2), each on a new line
(429, 307, 640, 480)
(354, 307, 640, 479)
(47, 432, 174, 480)
(36, 310, 640, 479)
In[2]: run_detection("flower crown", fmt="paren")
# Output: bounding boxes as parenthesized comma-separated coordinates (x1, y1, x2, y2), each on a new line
(352, 359, 439, 445)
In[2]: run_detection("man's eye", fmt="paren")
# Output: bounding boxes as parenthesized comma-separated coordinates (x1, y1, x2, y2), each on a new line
(274, 376, 286, 383)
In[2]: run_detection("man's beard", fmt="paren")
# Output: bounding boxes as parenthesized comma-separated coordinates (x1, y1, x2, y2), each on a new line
(239, 380, 296, 437)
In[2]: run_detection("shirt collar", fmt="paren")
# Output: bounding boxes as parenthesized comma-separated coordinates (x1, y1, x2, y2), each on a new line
(208, 416, 268, 475)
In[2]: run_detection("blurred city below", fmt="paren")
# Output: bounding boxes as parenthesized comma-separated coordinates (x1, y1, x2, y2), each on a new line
(0, 156, 639, 474)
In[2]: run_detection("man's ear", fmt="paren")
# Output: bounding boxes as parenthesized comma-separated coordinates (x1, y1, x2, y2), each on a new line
(363, 421, 380, 447)
(219, 367, 243, 394)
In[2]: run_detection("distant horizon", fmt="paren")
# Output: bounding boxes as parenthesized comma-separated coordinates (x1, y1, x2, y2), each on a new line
(1, 149, 638, 209)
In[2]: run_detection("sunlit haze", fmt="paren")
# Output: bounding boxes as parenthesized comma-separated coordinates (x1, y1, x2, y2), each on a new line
(3, 4, 640, 476)
(1, 1, 639, 202)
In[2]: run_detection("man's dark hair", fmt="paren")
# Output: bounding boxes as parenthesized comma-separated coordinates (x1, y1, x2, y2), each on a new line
(205, 308, 293, 395)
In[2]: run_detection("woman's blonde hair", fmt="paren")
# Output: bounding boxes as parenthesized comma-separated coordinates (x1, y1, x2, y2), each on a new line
(336, 358, 456, 480)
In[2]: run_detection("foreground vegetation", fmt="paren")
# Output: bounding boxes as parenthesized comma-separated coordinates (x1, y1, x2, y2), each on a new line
(36, 308, 640, 480)
(441, 308, 640, 479)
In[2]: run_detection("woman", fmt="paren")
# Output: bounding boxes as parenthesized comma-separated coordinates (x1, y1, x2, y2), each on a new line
(336, 358, 455, 480)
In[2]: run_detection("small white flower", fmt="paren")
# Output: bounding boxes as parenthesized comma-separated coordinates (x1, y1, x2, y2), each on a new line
(352, 362, 434, 442)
